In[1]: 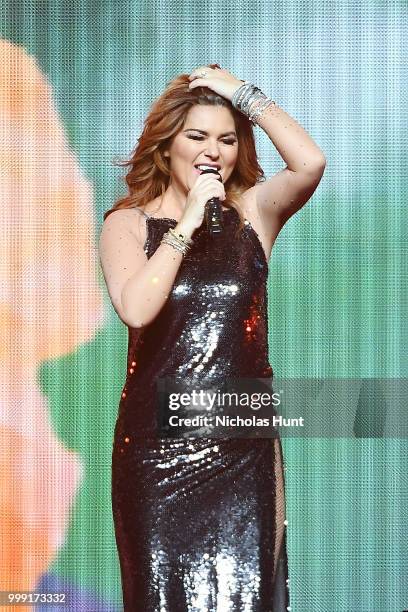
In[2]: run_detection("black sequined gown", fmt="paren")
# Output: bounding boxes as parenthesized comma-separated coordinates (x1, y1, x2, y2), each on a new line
(111, 206, 290, 611)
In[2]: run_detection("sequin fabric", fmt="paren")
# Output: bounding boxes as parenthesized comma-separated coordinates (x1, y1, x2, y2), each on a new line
(112, 206, 291, 611)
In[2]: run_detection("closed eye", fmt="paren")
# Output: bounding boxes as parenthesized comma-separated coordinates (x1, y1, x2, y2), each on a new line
(187, 135, 237, 145)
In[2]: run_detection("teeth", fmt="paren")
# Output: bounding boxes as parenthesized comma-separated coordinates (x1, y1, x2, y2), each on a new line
(196, 165, 219, 171)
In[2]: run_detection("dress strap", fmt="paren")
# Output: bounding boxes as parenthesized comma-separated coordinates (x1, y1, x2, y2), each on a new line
(133, 207, 151, 219)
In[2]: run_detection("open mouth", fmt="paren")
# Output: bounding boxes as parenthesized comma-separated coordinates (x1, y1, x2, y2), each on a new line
(194, 164, 221, 175)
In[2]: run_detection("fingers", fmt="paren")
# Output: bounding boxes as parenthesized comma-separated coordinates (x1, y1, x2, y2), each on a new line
(189, 65, 218, 80)
(194, 170, 225, 199)
(197, 172, 224, 191)
(202, 180, 226, 200)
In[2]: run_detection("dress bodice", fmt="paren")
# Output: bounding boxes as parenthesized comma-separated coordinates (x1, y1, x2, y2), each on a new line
(118, 206, 273, 436)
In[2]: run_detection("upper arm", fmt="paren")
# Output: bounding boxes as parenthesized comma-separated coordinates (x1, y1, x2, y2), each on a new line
(98, 210, 148, 325)
(250, 161, 326, 228)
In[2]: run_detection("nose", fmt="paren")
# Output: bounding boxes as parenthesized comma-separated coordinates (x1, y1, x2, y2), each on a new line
(204, 139, 220, 159)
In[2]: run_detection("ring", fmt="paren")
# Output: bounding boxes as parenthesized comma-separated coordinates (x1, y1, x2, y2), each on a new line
(199, 70, 208, 78)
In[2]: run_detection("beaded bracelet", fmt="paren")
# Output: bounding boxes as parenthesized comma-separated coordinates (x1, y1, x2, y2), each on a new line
(161, 233, 188, 256)
(161, 229, 193, 257)
(168, 227, 194, 247)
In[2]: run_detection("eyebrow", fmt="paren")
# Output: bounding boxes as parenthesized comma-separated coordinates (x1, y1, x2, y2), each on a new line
(183, 129, 237, 138)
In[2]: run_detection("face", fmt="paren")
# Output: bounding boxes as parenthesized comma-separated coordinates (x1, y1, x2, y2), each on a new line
(163, 104, 238, 192)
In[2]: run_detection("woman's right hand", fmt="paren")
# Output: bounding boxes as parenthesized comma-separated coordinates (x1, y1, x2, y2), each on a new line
(178, 171, 226, 233)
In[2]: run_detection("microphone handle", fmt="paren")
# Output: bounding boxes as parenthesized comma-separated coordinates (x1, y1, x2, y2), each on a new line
(205, 197, 223, 236)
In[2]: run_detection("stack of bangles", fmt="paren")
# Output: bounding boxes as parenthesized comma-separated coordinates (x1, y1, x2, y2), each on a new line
(161, 227, 194, 256)
(231, 81, 277, 125)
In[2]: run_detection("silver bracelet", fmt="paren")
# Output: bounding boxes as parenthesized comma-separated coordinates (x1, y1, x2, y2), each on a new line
(232, 81, 277, 126)
(161, 235, 188, 256)
(161, 231, 191, 256)
(168, 227, 194, 247)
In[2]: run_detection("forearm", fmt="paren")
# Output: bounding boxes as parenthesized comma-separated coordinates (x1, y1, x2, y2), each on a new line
(121, 221, 193, 328)
(252, 98, 326, 172)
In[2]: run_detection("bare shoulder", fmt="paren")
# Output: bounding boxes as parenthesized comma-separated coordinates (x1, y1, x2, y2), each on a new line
(98, 207, 151, 328)
(100, 207, 148, 247)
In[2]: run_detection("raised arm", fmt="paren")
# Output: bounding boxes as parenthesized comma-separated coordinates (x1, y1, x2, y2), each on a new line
(98, 210, 193, 329)
(187, 68, 326, 230)
(248, 102, 326, 228)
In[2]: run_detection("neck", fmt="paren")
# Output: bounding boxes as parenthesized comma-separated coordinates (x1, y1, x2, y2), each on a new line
(161, 182, 188, 217)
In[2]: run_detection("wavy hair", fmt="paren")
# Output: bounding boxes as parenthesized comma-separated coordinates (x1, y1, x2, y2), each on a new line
(104, 66, 266, 238)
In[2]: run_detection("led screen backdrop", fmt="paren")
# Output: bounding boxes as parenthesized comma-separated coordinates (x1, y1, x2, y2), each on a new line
(0, 1, 407, 611)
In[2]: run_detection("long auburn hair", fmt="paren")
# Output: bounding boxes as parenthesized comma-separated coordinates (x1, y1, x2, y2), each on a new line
(103, 66, 266, 238)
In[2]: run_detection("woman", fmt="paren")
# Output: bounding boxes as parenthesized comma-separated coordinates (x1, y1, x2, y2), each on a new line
(99, 64, 326, 611)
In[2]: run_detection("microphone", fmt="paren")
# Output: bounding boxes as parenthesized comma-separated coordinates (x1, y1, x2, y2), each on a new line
(199, 167, 223, 236)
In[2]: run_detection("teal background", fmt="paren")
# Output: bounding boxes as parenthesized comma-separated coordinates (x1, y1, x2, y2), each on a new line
(1, 1, 407, 610)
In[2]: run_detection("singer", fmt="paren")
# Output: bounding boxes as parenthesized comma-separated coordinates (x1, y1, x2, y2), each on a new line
(99, 64, 326, 611)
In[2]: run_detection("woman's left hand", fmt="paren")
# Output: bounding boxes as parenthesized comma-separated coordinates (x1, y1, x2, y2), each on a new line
(188, 64, 244, 102)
